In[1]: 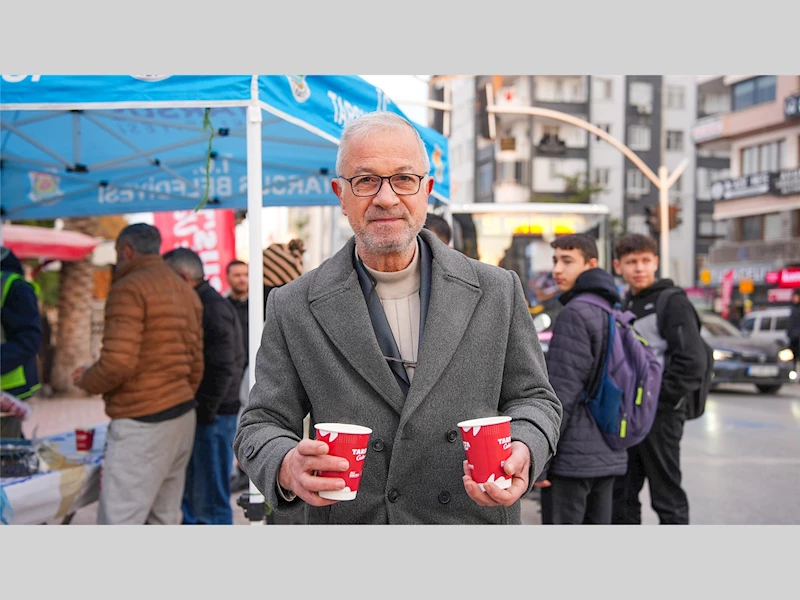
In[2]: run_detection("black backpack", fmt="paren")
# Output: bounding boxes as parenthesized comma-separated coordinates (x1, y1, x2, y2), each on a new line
(655, 287, 713, 420)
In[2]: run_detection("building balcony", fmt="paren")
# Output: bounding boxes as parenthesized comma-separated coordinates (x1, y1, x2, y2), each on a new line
(691, 114, 725, 144)
(533, 76, 588, 104)
(709, 237, 800, 265)
(493, 181, 531, 204)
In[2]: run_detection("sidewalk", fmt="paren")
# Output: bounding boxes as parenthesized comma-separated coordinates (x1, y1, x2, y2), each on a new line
(18, 394, 542, 525)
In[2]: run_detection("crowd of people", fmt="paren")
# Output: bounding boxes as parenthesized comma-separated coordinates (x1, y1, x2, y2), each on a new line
(3, 111, 799, 525)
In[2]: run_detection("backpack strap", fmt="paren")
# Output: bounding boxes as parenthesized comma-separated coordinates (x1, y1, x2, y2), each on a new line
(571, 293, 616, 402)
(655, 286, 700, 336)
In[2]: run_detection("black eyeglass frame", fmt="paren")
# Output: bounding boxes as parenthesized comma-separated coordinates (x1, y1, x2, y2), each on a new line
(337, 173, 428, 197)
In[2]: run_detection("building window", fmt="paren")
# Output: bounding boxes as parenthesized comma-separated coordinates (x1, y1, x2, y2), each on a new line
(592, 168, 610, 186)
(741, 140, 786, 175)
(697, 167, 730, 200)
(740, 215, 762, 241)
(666, 130, 684, 151)
(498, 161, 524, 184)
(742, 146, 759, 175)
(477, 163, 493, 198)
(594, 122, 611, 142)
(764, 213, 783, 240)
(666, 85, 685, 110)
(698, 213, 727, 238)
(629, 82, 654, 113)
(628, 125, 651, 151)
(593, 78, 612, 101)
(627, 169, 651, 197)
(732, 76, 776, 111)
(699, 91, 731, 115)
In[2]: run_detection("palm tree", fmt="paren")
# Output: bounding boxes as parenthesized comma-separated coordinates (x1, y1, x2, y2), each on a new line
(50, 217, 98, 396)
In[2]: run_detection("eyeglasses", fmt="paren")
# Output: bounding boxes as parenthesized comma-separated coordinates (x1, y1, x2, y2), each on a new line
(338, 173, 427, 197)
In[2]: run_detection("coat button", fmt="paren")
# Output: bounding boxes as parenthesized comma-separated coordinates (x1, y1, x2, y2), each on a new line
(245, 445, 255, 458)
(438, 491, 451, 504)
(446, 430, 458, 443)
(388, 489, 400, 503)
(372, 439, 385, 452)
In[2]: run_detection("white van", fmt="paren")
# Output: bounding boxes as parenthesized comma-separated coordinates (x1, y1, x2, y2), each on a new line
(740, 307, 792, 346)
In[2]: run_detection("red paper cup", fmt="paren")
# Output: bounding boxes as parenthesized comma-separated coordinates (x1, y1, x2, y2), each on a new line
(75, 427, 95, 453)
(314, 423, 372, 501)
(458, 416, 513, 492)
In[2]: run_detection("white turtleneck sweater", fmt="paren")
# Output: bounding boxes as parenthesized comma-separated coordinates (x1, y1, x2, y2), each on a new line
(361, 242, 422, 382)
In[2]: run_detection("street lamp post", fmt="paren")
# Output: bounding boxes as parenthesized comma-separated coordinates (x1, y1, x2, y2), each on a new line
(484, 85, 689, 279)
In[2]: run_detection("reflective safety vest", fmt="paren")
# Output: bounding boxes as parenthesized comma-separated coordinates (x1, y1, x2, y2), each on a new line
(1, 271, 42, 399)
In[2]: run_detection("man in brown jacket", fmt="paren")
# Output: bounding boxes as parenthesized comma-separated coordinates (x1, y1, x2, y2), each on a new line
(73, 223, 204, 525)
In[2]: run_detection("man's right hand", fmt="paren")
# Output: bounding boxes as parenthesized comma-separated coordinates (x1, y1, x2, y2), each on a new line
(278, 439, 350, 506)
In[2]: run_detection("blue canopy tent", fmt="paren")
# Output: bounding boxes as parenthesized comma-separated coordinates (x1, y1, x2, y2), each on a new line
(0, 75, 450, 218)
(0, 74, 450, 406)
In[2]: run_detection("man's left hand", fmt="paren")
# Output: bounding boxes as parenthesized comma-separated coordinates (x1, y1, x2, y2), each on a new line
(71, 365, 88, 387)
(462, 440, 530, 507)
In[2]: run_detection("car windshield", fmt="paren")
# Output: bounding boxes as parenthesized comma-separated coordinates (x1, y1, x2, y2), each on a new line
(700, 313, 743, 338)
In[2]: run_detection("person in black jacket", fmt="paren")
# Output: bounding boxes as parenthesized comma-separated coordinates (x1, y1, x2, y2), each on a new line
(225, 260, 250, 361)
(537, 234, 627, 524)
(1, 246, 43, 439)
(789, 290, 800, 369)
(164, 248, 245, 525)
(611, 233, 707, 525)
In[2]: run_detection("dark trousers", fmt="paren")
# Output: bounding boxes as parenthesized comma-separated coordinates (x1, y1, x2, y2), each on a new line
(612, 405, 689, 525)
(540, 475, 615, 524)
(182, 414, 238, 525)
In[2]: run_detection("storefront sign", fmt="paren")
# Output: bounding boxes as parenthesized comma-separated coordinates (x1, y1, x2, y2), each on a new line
(708, 263, 774, 285)
(785, 93, 800, 119)
(773, 167, 800, 196)
(766, 267, 800, 288)
(710, 172, 774, 201)
(768, 288, 794, 302)
(710, 167, 800, 201)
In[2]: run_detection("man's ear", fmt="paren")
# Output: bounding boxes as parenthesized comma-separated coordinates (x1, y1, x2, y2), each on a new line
(612, 259, 621, 275)
(588, 257, 599, 269)
(331, 179, 347, 216)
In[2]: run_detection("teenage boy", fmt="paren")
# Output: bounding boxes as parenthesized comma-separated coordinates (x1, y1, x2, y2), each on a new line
(611, 233, 706, 525)
(539, 233, 628, 524)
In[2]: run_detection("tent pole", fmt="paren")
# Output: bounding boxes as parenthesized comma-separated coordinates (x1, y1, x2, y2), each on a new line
(243, 93, 268, 525)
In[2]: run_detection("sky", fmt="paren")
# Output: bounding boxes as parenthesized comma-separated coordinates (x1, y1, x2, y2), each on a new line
(359, 75, 431, 127)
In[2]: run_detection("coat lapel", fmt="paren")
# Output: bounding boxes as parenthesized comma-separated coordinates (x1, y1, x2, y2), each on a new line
(308, 238, 405, 415)
(400, 229, 483, 424)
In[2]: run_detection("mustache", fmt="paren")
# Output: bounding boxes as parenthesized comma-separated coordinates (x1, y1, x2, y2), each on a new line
(365, 209, 408, 221)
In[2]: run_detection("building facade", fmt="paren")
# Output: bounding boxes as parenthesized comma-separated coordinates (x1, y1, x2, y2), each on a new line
(693, 75, 800, 309)
(432, 75, 700, 286)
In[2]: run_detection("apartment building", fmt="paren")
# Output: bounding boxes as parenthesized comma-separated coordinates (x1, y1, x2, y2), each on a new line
(693, 75, 800, 305)
(431, 75, 699, 286)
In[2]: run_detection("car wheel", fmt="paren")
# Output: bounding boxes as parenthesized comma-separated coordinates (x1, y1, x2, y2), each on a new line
(755, 384, 782, 395)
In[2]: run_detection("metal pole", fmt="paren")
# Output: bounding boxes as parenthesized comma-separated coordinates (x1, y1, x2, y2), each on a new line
(659, 165, 670, 280)
(245, 82, 267, 525)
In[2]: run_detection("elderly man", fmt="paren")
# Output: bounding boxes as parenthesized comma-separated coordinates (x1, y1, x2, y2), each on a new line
(73, 224, 204, 525)
(234, 112, 561, 524)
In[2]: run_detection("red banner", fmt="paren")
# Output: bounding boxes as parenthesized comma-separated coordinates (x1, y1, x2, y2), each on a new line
(153, 209, 236, 294)
(765, 267, 800, 288)
(720, 269, 735, 319)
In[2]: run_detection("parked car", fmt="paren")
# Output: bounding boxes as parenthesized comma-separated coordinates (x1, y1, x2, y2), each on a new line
(701, 311, 796, 394)
(740, 307, 792, 346)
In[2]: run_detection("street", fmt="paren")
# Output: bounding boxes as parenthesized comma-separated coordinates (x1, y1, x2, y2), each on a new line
(20, 382, 800, 525)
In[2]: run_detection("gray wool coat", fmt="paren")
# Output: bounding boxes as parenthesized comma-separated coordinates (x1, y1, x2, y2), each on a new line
(234, 228, 562, 524)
